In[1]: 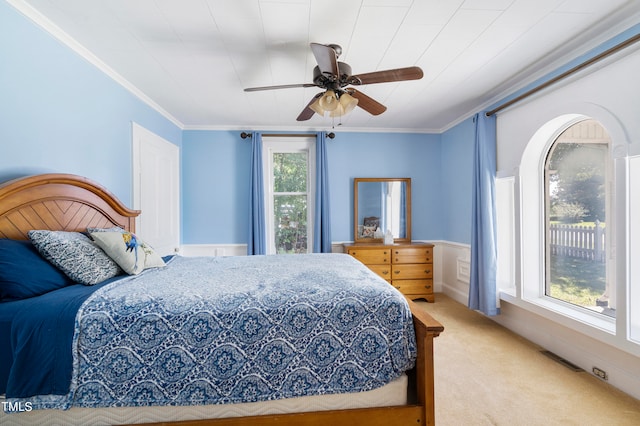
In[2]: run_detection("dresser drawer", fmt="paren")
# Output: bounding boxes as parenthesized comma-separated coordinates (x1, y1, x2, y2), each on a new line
(393, 246, 433, 264)
(392, 263, 433, 280)
(347, 248, 390, 264)
(368, 265, 392, 281)
(392, 279, 433, 295)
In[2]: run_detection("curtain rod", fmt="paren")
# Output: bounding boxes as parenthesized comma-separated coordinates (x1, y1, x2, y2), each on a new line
(240, 132, 335, 139)
(486, 32, 640, 117)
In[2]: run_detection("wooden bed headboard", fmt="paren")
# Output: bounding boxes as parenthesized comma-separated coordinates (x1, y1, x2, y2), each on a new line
(0, 174, 140, 240)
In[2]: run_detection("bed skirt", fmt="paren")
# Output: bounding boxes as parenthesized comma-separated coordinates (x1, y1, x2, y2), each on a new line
(0, 374, 407, 425)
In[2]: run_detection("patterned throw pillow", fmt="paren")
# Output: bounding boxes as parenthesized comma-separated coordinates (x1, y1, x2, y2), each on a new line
(89, 231, 165, 275)
(28, 230, 122, 285)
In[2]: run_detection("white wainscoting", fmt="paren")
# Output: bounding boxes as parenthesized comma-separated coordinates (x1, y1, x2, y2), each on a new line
(180, 243, 346, 257)
(433, 241, 471, 304)
(179, 244, 248, 257)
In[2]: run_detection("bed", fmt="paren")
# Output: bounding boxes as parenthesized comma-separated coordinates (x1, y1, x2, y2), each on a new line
(0, 173, 444, 425)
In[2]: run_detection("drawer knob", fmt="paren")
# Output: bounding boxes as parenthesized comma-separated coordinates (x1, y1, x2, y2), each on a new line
(425, 269, 431, 274)
(352, 252, 356, 255)
(425, 285, 432, 289)
(394, 270, 400, 275)
(382, 270, 389, 275)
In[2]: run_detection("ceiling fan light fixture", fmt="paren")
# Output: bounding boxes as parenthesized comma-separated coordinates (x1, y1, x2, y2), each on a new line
(339, 92, 358, 115)
(310, 98, 325, 116)
(318, 90, 339, 111)
(245, 42, 423, 121)
(329, 103, 345, 118)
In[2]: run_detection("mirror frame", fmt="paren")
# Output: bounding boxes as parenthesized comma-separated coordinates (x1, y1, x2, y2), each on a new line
(353, 177, 411, 243)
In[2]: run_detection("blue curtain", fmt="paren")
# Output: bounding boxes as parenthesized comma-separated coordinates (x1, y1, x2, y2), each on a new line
(313, 132, 332, 253)
(247, 132, 266, 255)
(468, 113, 499, 316)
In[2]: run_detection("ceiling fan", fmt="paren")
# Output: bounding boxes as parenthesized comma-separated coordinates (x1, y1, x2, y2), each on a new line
(244, 43, 423, 121)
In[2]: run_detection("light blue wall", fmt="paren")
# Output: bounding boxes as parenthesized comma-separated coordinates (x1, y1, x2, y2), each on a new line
(437, 24, 640, 247)
(181, 131, 444, 244)
(181, 131, 251, 244)
(1, 0, 473, 247)
(4, 0, 637, 249)
(440, 118, 475, 244)
(328, 132, 443, 242)
(0, 1, 182, 204)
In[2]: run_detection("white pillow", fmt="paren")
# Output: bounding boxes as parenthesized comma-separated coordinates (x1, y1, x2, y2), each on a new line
(89, 231, 165, 275)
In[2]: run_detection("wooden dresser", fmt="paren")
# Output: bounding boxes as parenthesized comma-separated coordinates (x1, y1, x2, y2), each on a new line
(344, 242, 434, 302)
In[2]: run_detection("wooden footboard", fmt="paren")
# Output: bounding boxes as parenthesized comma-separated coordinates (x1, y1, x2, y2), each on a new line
(406, 298, 445, 425)
(140, 299, 444, 426)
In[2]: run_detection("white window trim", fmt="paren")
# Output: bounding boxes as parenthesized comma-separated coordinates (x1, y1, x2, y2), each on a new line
(628, 155, 640, 345)
(496, 175, 516, 294)
(498, 113, 640, 357)
(262, 137, 316, 255)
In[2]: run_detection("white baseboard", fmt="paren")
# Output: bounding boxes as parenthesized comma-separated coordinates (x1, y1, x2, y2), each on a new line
(179, 244, 247, 257)
(430, 241, 640, 401)
(441, 282, 469, 305)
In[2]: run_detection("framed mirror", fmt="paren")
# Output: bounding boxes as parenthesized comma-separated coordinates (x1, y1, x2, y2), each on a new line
(354, 178, 411, 243)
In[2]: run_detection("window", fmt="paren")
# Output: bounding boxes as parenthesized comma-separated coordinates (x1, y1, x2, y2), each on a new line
(496, 108, 640, 361)
(263, 138, 315, 254)
(543, 120, 614, 318)
(504, 110, 640, 357)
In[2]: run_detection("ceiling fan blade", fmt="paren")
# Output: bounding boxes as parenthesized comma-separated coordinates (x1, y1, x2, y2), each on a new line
(349, 89, 387, 115)
(310, 43, 339, 77)
(244, 83, 318, 92)
(296, 93, 323, 121)
(351, 66, 423, 85)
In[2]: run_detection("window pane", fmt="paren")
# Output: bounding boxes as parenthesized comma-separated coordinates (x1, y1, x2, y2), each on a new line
(545, 120, 613, 317)
(274, 194, 307, 254)
(273, 153, 307, 193)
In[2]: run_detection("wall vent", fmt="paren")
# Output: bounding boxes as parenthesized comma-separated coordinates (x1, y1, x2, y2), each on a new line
(540, 350, 584, 372)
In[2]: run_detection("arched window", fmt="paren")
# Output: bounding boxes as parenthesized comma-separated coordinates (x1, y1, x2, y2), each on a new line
(543, 119, 614, 318)
(514, 114, 619, 335)
(493, 73, 640, 388)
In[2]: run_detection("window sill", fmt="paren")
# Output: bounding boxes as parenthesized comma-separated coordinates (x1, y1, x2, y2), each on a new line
(499, 290, 615, 336)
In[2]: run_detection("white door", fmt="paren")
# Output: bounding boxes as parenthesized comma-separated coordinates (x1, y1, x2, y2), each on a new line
(132, 122, 180, 256)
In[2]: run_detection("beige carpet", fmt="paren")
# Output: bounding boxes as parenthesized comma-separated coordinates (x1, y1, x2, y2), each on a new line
(414, 294, 640, 426)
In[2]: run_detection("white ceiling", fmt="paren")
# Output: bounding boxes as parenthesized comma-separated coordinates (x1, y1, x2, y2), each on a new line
(10, 0, 640, 132)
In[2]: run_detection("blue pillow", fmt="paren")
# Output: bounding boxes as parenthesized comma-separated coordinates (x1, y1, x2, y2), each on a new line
(0, 239, 74, 302)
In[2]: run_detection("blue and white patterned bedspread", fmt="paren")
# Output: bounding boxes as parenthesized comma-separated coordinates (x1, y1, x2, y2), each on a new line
(37, 253, 417, 409)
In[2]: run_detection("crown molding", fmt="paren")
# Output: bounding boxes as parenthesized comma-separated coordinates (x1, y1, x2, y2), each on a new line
(7, 0, 185, 130)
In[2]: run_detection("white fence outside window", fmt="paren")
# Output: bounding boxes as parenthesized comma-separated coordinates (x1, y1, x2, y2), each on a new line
(549, 221, 605, 262)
